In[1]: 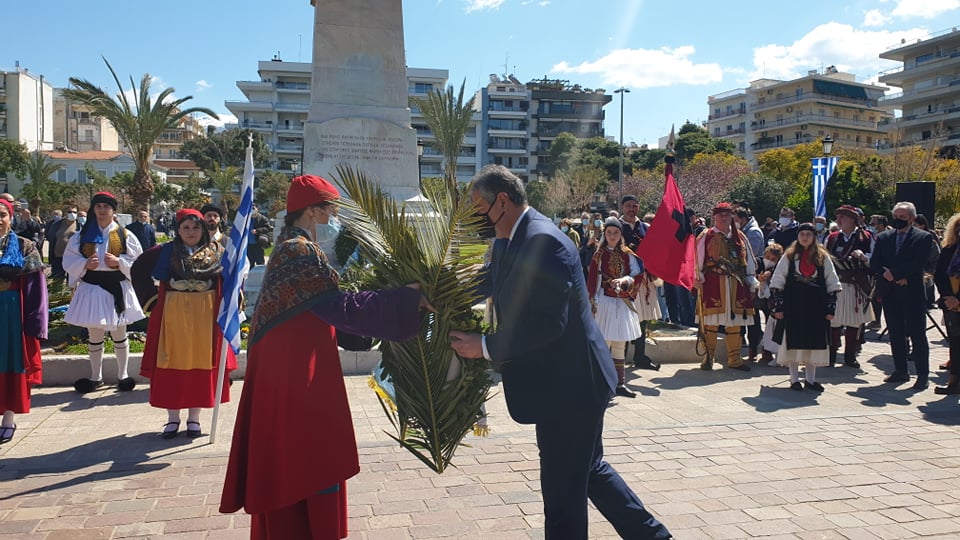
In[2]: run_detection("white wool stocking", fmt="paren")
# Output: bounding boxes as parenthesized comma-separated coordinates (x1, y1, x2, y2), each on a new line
(805, 365, 817, 383)
(87, 328, 105, 382)
(789, 364, 800, 384)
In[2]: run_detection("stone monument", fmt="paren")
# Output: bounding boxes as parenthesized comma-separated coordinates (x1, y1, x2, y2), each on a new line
(303, 0, 420, 201)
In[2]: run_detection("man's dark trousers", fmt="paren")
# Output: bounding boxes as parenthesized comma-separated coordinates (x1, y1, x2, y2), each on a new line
(883, 292, 929, 380)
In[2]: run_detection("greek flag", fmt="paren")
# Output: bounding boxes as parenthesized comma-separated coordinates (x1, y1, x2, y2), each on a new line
(812, 156, 838, 219)
(217, 142, 255, 353)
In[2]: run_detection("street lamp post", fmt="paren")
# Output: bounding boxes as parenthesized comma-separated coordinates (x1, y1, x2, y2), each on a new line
(813, 134, 836, 219)
(614, 87, 631, 201)
(417, 139, 424, 193)
(822, 134, 834, 156)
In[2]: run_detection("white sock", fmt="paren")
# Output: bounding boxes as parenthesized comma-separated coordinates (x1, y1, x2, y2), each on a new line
(166, 409, 181, 431)
(806, 364, 817, 383)
(187, 408, 201, 424)
(1, 410, 14, 428)
(88, 342, 104, 382)
(111, 328, 129, 380)
(789, 364, 800, 384)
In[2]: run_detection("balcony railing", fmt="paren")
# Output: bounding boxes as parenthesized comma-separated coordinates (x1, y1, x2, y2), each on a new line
(880, 77, 960, 102)
(708, 108, 746, 121)
(750, 113, 883, 131)
(275, 81, 310, 90)
(751, 91, 879, 110)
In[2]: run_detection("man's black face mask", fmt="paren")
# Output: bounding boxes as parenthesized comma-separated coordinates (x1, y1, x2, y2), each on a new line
(476, 194, 506, 239)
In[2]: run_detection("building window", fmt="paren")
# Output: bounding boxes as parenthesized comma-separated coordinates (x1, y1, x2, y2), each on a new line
(58, 170, 67, 182)
(77, 170, 87, 183)
(83, 129, 94, 142)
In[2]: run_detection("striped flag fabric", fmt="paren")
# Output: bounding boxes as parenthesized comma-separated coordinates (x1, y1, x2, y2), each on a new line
(217, 141, 255, 354)
(812, 156, 839, 219)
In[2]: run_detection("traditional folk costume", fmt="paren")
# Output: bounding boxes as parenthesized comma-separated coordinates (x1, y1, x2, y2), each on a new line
(770, 223, 842, 391)
(140, 209, 235, 439)
(0, 204, 48, 444)
(825, 205, 874, 368)
(63, 192, 145, 393)
(695, 203, 757, 371)
(587, 219, 645, 396)
(934, 238, 960, 395)
(220, 175, 423, 540)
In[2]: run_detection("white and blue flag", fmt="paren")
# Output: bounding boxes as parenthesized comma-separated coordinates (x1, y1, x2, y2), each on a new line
(812, 156, 839, 219)
(217, 140, 255, 354)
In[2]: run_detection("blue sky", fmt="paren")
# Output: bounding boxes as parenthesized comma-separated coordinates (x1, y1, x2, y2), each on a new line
(2, 0, 956, 147)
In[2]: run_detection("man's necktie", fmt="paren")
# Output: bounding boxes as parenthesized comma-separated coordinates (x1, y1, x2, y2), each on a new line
(896, 232, 905, 254)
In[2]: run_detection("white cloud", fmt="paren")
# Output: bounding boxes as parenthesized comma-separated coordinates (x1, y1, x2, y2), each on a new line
(195, 80, 212, 92)
(552, 46, 723, 89)
(465, 0, 504, 12)
(863, 9, 891, 27)
(749, 22, 929, 82)
(891, 0, 960, 18)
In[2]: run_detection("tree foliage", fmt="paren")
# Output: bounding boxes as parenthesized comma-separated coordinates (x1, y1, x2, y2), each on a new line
(255, 169, 292, 217)
(0, 139, 29, 180)
(205, 164, 241, 218)
(542, 166, 605, 216)
(411, 79, 476, 202)
(674, 153, 751, 216)
(726, 173, 796, 225)
(61, 57, 218, 212)
(19, 152, 64, 215)
(180, 128, 271, 170)
(674, 121, 735, 163)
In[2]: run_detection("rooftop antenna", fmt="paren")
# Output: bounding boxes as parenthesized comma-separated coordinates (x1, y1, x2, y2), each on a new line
(298, 34, 302, 62)
(504, 54, 509, 77)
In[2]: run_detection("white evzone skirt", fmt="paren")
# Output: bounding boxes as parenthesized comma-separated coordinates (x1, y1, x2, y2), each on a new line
(761, 316, 780, 354)
(830, 287, 874, 328)
(776, 346, 830, 368)
(595, 295, 643, 342)
(633, 286, 662, 322)
(65, 281, 146, 331)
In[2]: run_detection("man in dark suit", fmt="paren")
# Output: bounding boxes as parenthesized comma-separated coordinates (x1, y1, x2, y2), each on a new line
(450, 165, 671, 540)
(870, 201, 936, 390)
(126, 210, 157, 250)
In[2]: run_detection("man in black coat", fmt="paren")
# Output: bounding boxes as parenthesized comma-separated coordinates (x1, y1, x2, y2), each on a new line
(870, 202, 936, 390)
(126, 210, 157, 250)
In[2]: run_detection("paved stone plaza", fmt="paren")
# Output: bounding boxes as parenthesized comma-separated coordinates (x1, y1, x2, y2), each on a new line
(1, 327, 959, 539)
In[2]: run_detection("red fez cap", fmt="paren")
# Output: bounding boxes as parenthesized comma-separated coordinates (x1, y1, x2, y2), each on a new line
(91, 191, 118, 209)
(287, 175, 340, 214)
(175, 208, 203, 224)
(712, 202, 734, 215)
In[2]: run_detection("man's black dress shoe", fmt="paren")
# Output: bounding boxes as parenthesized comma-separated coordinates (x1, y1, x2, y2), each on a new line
(934, 383, 960, 395)
(117, 377, 136, 392)
(804, 380, 825, 392)
(884, 372, 910, 384)
(729, 364, 751, 372)
(615, 386, 636, 398)
(911, 379, 928, 391)
(844, 359, 861, 368)
(790, 382, 803, 391)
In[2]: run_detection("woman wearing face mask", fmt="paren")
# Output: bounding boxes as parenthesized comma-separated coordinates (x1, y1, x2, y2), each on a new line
(221, 175, 434, 538)
(578, 212, 604, 277)
(139, 209, 233, 439)
(770, 223, 841, 391)
(0, 199, 48, 445)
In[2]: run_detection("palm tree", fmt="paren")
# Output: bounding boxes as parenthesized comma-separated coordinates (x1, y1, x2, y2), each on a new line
(20, 151, 64, 216)
(411, 79, 476, 204)
(335, 165, 491, 473)
(61, 58, 218, 212)
(206, 164, 241, 218)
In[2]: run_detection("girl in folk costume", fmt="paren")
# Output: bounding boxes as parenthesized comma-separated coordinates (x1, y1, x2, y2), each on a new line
(933, 213, 960, 395)
(63, 192, 146, 393)
(694, 202, 758, 371)
(221, 175, 432, 540)
(0, 199, 48, 444)
(825, 205, 874, 368)
(587, 217, 646, 398)
(757, 243, 785, 366)
(770, 223, 842, 392)
(139, 209, 235, 439)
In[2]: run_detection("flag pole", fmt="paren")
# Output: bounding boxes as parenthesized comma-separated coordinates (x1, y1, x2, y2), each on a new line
(210, 133, 255, 444)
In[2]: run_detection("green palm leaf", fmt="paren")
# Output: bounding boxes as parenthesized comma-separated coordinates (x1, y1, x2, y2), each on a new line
(334, 165, 491, 473)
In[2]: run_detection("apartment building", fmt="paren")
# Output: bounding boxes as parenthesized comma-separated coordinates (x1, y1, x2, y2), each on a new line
(708, 67, 893, 164)
(52, 89, 120, 153)
(878, 27, 960, 153)
(0, 65, 54, 152)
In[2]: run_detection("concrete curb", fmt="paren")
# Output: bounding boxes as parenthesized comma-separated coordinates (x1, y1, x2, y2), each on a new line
(39, 332, 709, 387)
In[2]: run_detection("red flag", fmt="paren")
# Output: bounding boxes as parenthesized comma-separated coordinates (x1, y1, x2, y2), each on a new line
(635, 159, 696, 289)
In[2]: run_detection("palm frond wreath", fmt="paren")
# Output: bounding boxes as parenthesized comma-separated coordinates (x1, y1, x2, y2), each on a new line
(334, 165, 492, 473)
